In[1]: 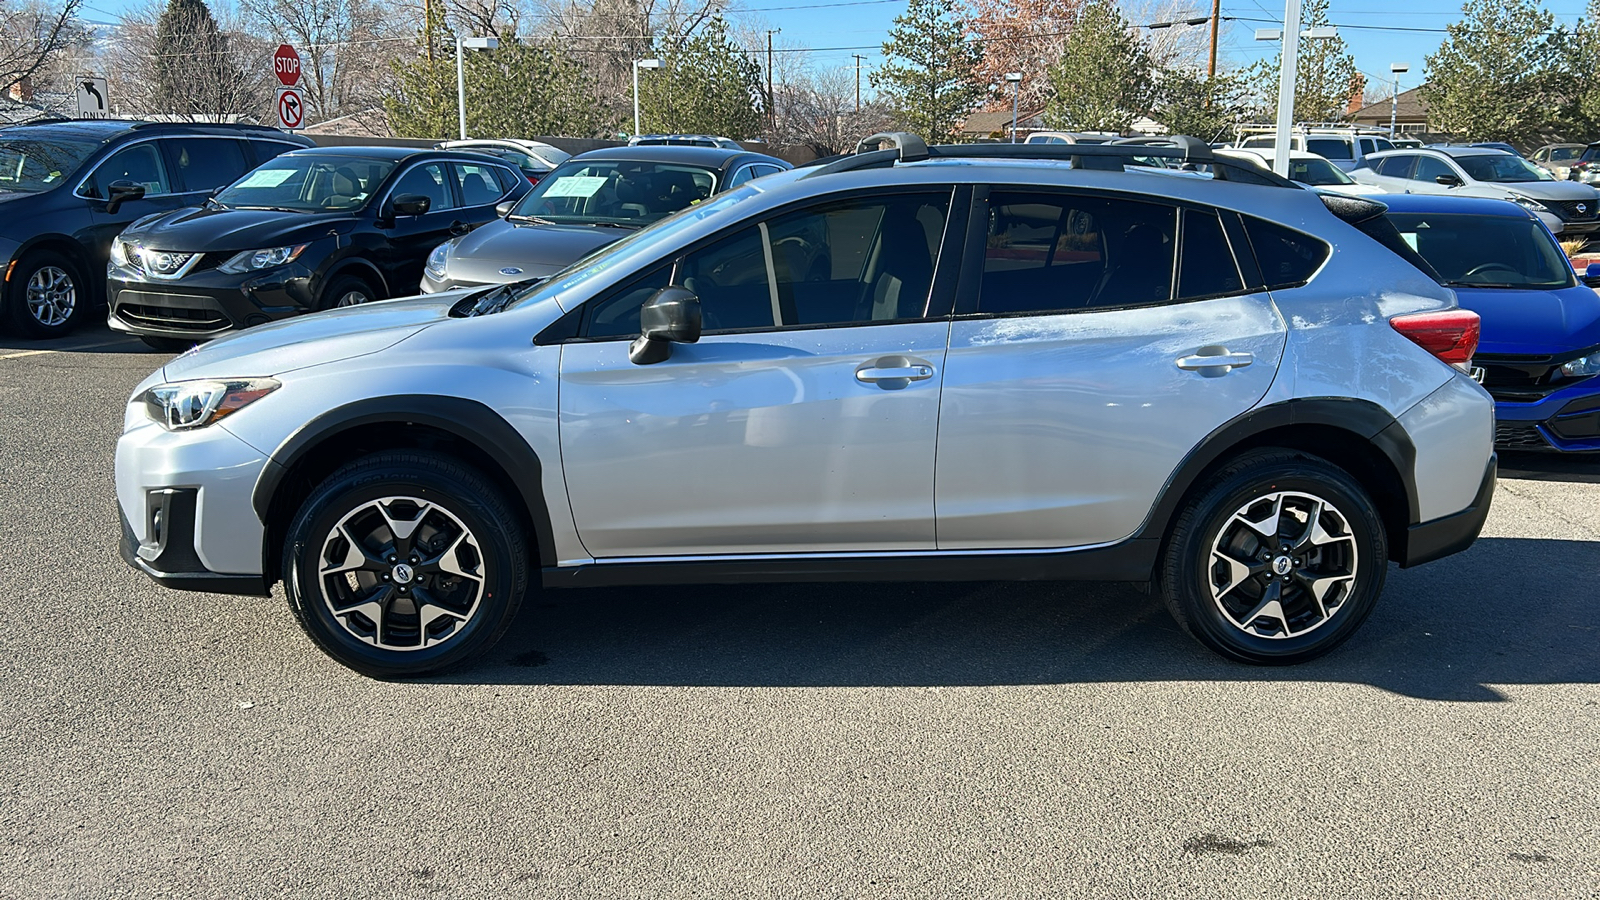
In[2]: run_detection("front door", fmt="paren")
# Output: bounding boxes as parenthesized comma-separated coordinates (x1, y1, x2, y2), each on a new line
(379, 162, 468, 294)
(934, 191, 1290, 549)
(83, 140, 194, 265)
(559, 189, 961, 558)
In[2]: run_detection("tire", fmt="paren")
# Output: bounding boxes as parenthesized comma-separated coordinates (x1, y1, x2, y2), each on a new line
(5, 250, 86, 339)
(1157, 449, 1388, 665)
(282, 451, 530, 678)
(140, 335, 194, 352)
(318, 273, 379, 311)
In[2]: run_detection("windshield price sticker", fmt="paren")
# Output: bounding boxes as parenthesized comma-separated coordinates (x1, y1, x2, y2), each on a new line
(541, 176, 607, 198)
(236, 169, 297, 189)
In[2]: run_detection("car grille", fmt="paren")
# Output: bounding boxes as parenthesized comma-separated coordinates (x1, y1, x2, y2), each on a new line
(1474, 355, 1564, 402)
(1555, 199, 1598, 221)
(1495, 422, 1548, 449)
(114, 293, 230, 333)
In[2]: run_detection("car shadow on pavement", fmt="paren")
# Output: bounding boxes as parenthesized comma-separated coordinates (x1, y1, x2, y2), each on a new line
(1500, 450, 1600, 484)
(0, 321, 156, 355)
(447, 533, 1599, 702)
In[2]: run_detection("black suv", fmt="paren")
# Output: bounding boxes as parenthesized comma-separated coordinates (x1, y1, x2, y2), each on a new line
(0, 119, 311, 338)
(107, 146, 529, 349)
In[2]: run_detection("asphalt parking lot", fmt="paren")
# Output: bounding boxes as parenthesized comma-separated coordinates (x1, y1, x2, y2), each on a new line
(1, 324, 1596, 899)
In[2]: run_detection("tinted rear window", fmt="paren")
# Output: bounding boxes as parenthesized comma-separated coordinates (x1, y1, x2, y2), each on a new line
(1307, 138, 1353, 160)
(1177, 209, 1244, 300)
(1387, 212, 1574, 290)
(1242, 217, 1329, 289)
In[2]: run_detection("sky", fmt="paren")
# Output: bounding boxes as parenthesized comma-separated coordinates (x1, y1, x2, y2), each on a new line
(76, 0, 1595, 102)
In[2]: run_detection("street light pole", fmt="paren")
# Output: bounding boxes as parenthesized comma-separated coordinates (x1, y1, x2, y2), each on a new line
(1005, 72, 1022, 142)
(456, 36, 498, 141)
(633, 58, 662, 137)
(1272, 0, 1303, 179)
(1389, 62, 1410, 137)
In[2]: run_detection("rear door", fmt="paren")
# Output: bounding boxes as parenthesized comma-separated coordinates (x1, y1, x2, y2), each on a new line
(934, 190, 1290, 549)
(162, 136, 252, 198)
(558, 188, 962, 558)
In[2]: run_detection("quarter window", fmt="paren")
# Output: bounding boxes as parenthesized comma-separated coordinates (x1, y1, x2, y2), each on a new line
(1177, 209, 1244, 300)
(1242, 216, 1329, 289)
(976, 192, 1176, 314)
(80, 143, 170, 198)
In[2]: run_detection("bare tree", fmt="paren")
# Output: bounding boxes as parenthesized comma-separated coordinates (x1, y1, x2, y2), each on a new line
(1124, 0, 1210, 70)
(0, 0, 88, 93)
(773, 65, 891, 155)
(240, 0, 405, 123)
(107, 2, 274, 121)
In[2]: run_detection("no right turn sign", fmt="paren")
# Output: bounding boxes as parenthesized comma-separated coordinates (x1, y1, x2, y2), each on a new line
(276, 87, 303, 130)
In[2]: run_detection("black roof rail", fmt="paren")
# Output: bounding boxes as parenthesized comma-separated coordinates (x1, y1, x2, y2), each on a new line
(130, 120, 284, 133)
(802, 133, 1296, 187)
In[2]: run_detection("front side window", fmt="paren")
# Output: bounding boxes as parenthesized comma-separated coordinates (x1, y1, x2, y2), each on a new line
(0, 138, 98, 193)
(168, 138, 250, 192)
(976, 192, 1176, 314)
(81, 143, 170, 198)
(1414, 155, 1458, 183)
(391, 163, 457, 211)
(1388, 212, 1575, 290)
(1243, 216, 1329, 289)
(215, 155, 396, 211)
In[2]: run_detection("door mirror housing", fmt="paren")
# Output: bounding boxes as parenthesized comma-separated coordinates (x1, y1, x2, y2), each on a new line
(105, 180, 145, 214)
(390, 193, 431, 217)
(495, 199, 516, 218)
(629, 286, 702, 365)
(1435, 173, 1463, 187)
(1584, 263, 1600, 288)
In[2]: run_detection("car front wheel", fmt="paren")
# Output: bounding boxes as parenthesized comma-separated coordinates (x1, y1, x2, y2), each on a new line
(282, 451, 530, 678)
(1158, 449, 1388, 665)
(5, 250, 85, 338)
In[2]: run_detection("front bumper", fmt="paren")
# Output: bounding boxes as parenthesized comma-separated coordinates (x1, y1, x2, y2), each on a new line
(1401, 455, 1496, 567)
(107, 263, 317, 340)
(1492, 381, 1600, 451)
(116, 415, 275, 593)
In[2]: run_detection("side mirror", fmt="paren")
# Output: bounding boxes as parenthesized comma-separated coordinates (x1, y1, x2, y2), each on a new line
(105, 180, 145, 214)
(628, 286, 702, 365)
(496, 199, 516, 218)
(1584, 263, 1600, 288)
(1435, 173, 1463, 187)
(390, 193, 431, 217)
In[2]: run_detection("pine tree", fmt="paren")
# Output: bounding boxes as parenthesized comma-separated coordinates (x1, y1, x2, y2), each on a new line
(1569, 0, 1600, 140)
(1152, 68, 1247, 142)
(1043, 0, 1152, 133)
(872, 0, 983, 141)
(1243, 0, 1361, 123)
(637, 18, 762, 139)
(1420, 0, 1566, 143)
(384, 4, 457, 138)
(151, 0, 245, 117)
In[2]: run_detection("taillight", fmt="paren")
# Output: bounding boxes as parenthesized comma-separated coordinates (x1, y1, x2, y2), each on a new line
(527, 173, 543, 185)
(1391, 309, 1481, 371)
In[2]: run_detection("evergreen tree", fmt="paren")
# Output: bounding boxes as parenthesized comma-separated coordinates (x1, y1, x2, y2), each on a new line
(1043, 0, 1152, 133)
(151, 0, 247, 117)
(1421, 0, 1566, 143)
(637, 18, 762, 139)
(1243, 0, 1361, 123)
(385, 4, 457, 138)
(1152, 68, 1247, 142)
(1569, 0, 1600, 140)
(872, 0, 983, 141)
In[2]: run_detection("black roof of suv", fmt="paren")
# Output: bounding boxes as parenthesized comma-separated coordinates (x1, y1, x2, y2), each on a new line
(0, 118, 313, 339)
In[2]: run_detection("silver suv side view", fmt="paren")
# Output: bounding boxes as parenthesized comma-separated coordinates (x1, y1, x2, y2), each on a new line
(115, 135, 1497, 677)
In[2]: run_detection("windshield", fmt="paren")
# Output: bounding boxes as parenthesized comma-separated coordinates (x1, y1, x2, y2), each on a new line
(1288, 157, 1355, 185)
(1388, 212, 1575, 290)
(1454, 154, 1553, 183)
(1305, 138, 1354, 160)
(214, 155, 397, 211)
(506, 184, 759, 312)
(0, 138, 99, 193)
(509, 159, 719, 227)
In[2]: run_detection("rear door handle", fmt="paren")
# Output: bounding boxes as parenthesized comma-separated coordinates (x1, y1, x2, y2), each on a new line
(857, 365, 934, 382)
(1177, 347, 1254, 376)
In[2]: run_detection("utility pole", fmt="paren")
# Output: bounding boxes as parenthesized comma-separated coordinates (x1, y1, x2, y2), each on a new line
(766, 29, 779, 137)
(1272, 0, 1303, 178)
(1207, 0, 1220, 78)
(424, 0, 434, 62)
(852, 54, 866, 112)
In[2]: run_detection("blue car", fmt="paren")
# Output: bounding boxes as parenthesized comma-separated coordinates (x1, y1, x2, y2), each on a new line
(1381, 194, 1600, 451)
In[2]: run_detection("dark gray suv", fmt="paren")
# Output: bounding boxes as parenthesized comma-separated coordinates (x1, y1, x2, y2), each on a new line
(0, 119, 310, 338)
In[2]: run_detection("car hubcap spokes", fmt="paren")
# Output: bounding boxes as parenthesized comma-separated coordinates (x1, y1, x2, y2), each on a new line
(1207, 490, 1358, 640)
(26, 266, 75, 327)
(318, 496, 486, 651)
(336, 291, 367, 307)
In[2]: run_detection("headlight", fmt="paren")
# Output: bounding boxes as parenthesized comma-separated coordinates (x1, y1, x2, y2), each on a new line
(425, 241, 453, 280)
(139, 378, 280, 430)
(110, 238, 132, 267)
(217, 245, 308, 274)
(1561, 355, 1600, 378)
(1513, 196, 1550, 213)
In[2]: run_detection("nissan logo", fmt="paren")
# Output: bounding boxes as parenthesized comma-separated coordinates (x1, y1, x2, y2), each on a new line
(1578, 203, 1589, 214)
(499, 267, 523, 276)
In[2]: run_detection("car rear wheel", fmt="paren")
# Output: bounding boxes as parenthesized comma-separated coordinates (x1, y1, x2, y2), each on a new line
(1158, 449, 1387, 665)
(282, 451, 530, 678)
(5, 250, 86, 339)
(318, 273, 379, 311)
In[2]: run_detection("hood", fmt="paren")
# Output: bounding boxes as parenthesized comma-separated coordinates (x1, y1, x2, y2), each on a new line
(1500, 181, 1600, 202)
(1457, 283, 1600, 356)
(444, 218, 628, 282)
(124, 205, 356, 252)
(162, 291, 471, 381)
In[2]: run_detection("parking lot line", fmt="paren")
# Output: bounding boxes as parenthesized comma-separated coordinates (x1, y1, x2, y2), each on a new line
(0, 337, 141, 360)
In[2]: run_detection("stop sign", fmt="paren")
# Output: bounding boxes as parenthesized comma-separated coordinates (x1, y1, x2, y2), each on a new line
(273, 44, 300, 87)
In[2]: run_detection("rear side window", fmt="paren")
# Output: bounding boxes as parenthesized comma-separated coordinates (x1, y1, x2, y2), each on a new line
(167, 138, 249, 192)
(977, 192, 1175, 314)
(1360, 139, 1377, 155)
(452, 162, 506, 206)
(1243, 217, 1328, 289)
(1177, 209, 1244, 300)
(1377, 155, 1415, 178)
(1307, 137, 1353, 160)
(1373, 138, 1394, 153)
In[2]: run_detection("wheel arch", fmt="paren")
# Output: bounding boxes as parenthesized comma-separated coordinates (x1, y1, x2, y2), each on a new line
(1135, 398, 1419, 566)
(253, 395, 556, 586)
(6, 236, 98, 305)
(319, 257, 390, 302)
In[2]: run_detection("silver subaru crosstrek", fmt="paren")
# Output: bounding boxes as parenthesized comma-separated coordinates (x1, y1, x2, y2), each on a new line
(116, 135, 1497, 677)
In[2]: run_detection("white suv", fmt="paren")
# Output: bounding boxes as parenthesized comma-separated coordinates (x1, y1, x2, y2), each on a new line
(116, 135, 1497, 677)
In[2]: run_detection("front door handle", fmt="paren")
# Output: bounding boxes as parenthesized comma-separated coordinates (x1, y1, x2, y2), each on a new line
(1177, 346, 1254, 377)
(855, 356, 936, 390)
